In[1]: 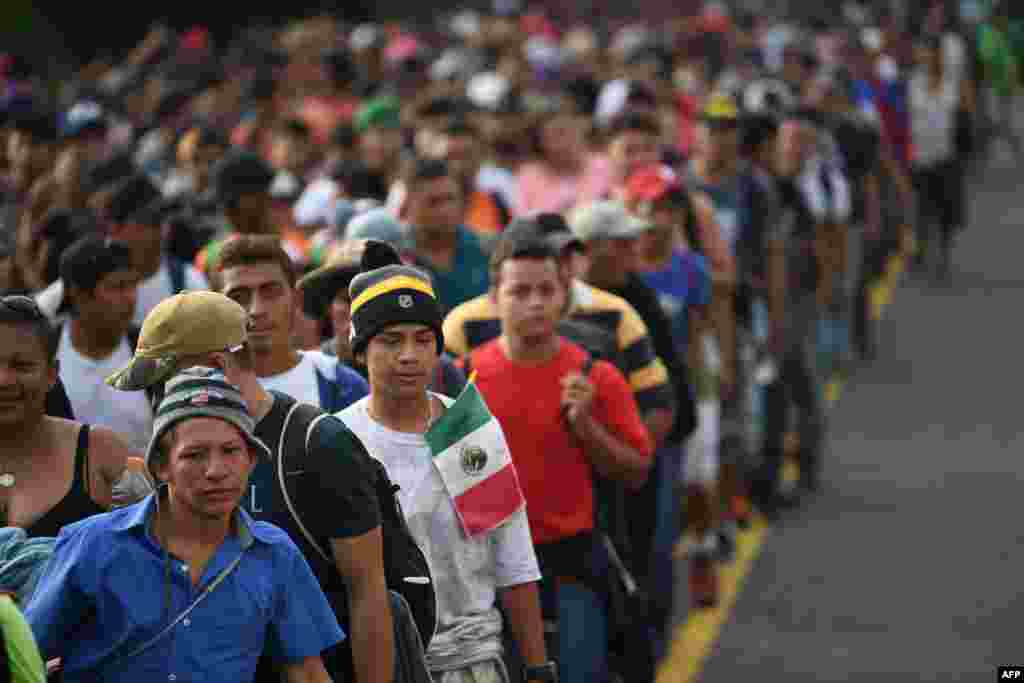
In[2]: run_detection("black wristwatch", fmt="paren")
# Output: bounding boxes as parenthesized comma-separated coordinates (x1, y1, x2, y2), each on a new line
(524, 662, 558, 682)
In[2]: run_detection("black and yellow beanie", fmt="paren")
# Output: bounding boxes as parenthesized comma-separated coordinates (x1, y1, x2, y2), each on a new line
(348, 241, 444, 355)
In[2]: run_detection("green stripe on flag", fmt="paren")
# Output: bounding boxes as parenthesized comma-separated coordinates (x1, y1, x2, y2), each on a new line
(425, 383, 493, 455)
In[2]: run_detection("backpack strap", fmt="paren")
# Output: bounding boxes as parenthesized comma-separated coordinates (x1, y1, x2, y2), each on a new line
(277, 399, 333, 564)
(576, 350, 637, 583)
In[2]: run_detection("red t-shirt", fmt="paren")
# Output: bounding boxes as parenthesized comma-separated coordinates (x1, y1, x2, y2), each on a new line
(469, 338, 654, 546)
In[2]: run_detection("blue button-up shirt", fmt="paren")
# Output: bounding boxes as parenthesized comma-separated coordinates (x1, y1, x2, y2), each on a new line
(25, 494, 344, 683)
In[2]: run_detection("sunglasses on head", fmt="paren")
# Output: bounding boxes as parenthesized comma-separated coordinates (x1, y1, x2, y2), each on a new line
(0, 295, 44, 321)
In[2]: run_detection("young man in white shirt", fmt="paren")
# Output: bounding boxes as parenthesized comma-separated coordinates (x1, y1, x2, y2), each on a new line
(216, 235, 369, 412)
(55, 236, 152, 451)
(337, 241, 555, 683)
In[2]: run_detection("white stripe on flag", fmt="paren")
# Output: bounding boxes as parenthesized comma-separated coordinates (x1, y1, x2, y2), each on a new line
(433, 418, 512, 498)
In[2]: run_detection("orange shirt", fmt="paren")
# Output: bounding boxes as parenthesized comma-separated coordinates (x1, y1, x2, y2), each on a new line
(464, 189, 509, 235)
(469, 338, 653, 545)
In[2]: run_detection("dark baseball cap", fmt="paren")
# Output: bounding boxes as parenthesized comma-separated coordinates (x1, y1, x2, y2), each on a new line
(506, 214, 583, 254)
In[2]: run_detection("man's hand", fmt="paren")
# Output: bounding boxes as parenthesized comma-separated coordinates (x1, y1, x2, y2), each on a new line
(561, 371, 595, 424)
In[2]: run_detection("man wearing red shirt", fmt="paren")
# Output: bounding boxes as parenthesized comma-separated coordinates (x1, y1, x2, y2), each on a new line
(466, 227, 653, 683)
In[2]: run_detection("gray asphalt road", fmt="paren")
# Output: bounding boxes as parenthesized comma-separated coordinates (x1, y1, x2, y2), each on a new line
(698, 152, 1024, 683)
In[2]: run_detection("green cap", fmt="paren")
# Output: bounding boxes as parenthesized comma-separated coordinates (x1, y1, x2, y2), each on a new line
(354, 95, 402, 134)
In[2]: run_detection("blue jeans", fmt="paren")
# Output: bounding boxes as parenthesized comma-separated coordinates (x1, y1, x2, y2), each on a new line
(537, 538, 611, 683)
(556, 582, 609, 683)
(649, 444, 684, 661)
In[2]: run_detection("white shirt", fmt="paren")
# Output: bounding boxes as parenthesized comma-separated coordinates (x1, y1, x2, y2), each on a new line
(797, 155, 852, 223)
(57, 324, 153, 451)
(909, 70, 960, 166)
(338, 395, 540, 671)
(475, 164, 518, 211)
(257, 350, 334, 408)
(133, 260, 209, 326)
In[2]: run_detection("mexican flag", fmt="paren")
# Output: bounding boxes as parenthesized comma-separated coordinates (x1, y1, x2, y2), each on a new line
(425, 375, 525, 538)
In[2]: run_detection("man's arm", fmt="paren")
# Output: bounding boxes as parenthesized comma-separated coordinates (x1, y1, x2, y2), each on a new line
(330, 529, 394, 683)
(86, 426, 136, 509)
(571, 412, 651, 489)
(642, 408, 674, 448)
(498, 583, 547, 672)
(303, 420, 392, 683)
(282, 656, 333, 683)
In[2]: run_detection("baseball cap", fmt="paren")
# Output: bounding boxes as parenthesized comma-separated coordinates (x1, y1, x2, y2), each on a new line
(466, 72, 512, 113)
(146, 373, 271, 476)
(354, 95, 402, 134)
(567, 200, 652, 242)
(345, 208, 408, 245)
(60, 101, 108, 140)
(296, 251, 362, 319)
(699, 92, 741, 127)
(505, 214, 582, 254)
(624, 164, 686, 205)
(536, 213, 584, 253)
(106, 291, 250, 391)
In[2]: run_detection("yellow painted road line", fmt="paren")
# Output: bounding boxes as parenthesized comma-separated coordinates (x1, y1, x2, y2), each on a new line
(659, 376, 852, 682)
(657, 518, 770, 683)
(658, 254, 909, 682)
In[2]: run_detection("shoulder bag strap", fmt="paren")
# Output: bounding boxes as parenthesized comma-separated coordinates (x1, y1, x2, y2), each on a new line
(577, 354, 639, 594)
(277, 401, 333, 564)
(110, 551, 246, 665)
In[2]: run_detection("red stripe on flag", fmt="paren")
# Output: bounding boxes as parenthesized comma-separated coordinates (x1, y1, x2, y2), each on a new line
(454, 463, 524, 537)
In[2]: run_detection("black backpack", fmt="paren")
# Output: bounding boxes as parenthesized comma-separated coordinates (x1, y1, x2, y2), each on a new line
(274, 395, 438, 651)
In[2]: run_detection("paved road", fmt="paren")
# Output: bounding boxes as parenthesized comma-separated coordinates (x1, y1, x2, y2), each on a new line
(698, 153, 1024, 682)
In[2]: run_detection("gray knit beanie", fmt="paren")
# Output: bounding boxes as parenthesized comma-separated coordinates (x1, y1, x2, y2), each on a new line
(145, 374, 271, 476)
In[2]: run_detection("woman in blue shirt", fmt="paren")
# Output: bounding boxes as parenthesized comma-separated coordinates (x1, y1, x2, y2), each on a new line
(627, 164, 718, 614)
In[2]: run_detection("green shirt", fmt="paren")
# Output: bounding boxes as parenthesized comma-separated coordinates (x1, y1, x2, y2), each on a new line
(978, 23, 1018, 94)
(0, 595, 45, 683)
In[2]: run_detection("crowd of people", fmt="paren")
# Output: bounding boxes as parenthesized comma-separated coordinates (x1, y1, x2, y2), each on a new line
(0, 0, 1017, 680)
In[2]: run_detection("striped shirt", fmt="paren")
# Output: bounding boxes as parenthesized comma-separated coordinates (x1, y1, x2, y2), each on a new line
(442, 279, 674, 414)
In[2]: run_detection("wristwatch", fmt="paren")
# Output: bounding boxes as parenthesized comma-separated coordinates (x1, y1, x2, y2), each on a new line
(524, 662, 558, 682)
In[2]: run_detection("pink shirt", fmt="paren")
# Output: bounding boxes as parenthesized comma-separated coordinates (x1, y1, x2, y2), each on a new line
(514, 155, 616, 216)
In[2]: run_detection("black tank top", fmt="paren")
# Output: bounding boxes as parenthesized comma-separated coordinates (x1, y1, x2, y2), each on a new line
(25, 425, 107, 539)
